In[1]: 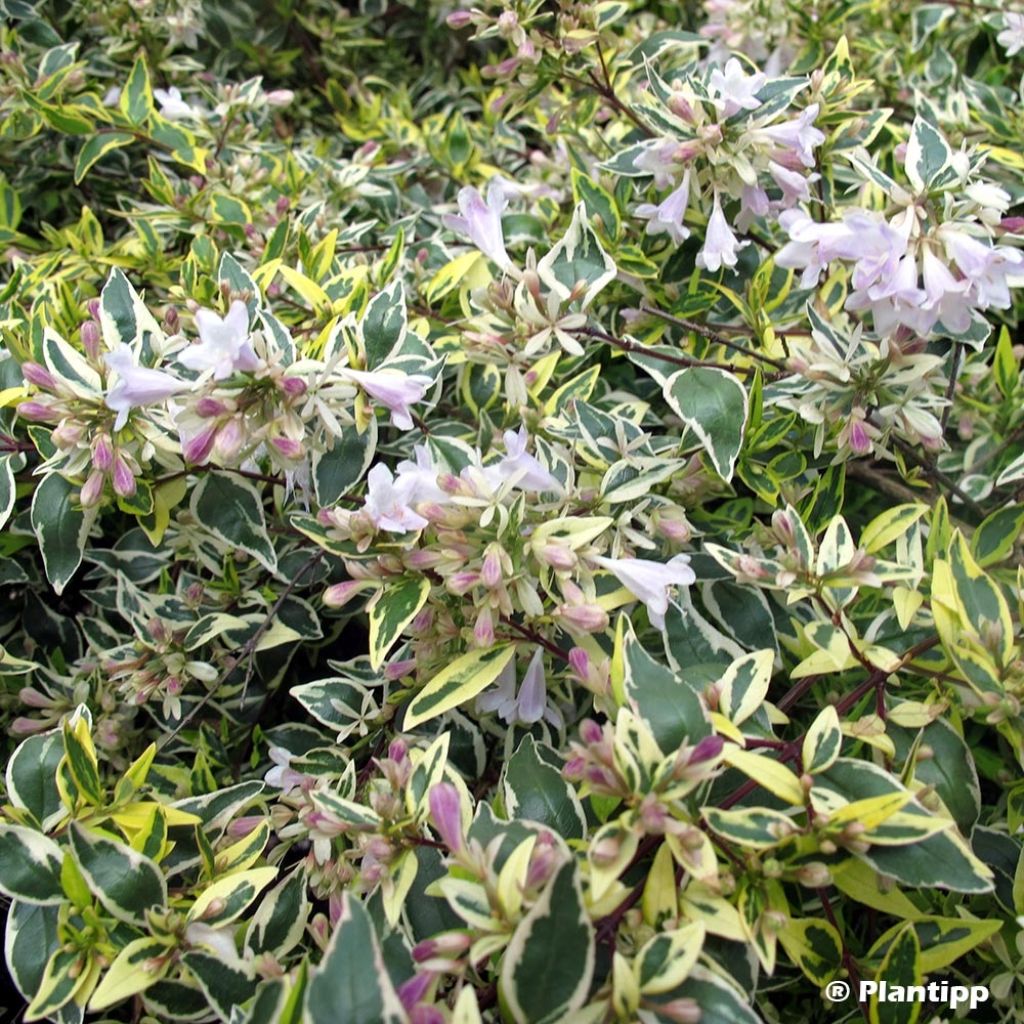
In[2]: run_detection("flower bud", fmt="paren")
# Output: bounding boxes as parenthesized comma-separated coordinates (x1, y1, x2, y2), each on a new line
(183, 425, 217, 465)
(80, 320, 101, 359)
(322, 580, 369, 609)
(17, 400, 56, 422)
(80, 470, 105, 507)
(112, 456, 136, 498)
(265, 89, 295, 107)
(92, 434, 114, 472)
(557, 603, 609, 632)
(20, 362, 56, 391)
(446, 9, 473, 28)
(428, 782, 463, 852)
(280, 375, 307, 397)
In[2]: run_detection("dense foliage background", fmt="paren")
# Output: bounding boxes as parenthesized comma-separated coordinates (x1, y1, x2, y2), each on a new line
(1, 1, 1024, 1022)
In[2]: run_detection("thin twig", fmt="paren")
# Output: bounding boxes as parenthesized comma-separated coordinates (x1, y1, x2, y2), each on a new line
(157, 550, 325, 749)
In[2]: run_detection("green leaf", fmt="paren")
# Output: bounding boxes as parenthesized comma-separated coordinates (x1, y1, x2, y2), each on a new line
(5, 901, 61, 1006)
(868, 925, 921, 1024)
(62, 714, 103, 805)
(68, 822, 167, 925)
(904, 117, 955, 192)
(187, 867, 277, 927)
(717, 649, 774, 726)
(0, 824, 64, 904)
(503, 736, 586, 840)
(971, 504, 1024, 568)
(306, 893, 405, 1024)
(780, 919, 842, 986)
(570, 167, 621, 240)
(868, 915, 1001, 975)
(74, 130, 135, 183)
(702, 807, 794, 850)
(313, 419, 377, 505)
(647, 964, 762, 1024)
(89, 937, 171, 1011)
(99, 268, 165, 350)
(119, 55, 154, 125)
(6, 730, 64, 830)
(536, 202, 617, 310)
(620, 623, 710, 753)
(367, 576, 431, 670)
(190, 474, 277, 572)
(404, 644, 516, 729)
(499, 860, 595, 1024)
(31, 473, 90, 595)
(803, 706, 842, 774)
(244, 868, 309, 959)
(663, 367, 748, 481)
(181, 951, 257, 1020)
(819, 760, 993, 893)
(0, 453, 15, 530)
(361, 280, 407, 369)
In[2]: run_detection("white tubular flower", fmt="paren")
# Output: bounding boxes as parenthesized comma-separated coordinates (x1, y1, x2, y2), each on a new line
(364, 463, 429, 534)
(153, 86, 201, 120)
(636, 171, 692, 245)
(442, 179, 514, 271)
(591, 553, 696, 630)
(708, 58, 765, 116)
(343, 367, 432, 430)
(180, 300, 261, 380)
(697, 193, 745, 272)
(998, 12, 1024, 56)
(104, 345, 187, 431)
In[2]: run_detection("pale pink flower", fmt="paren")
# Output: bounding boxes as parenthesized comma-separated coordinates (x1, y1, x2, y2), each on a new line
(485, 427, 562, 493)
(998, 12, 1024, 55)
(180, 300, 261, 380)
(104, 344, 186, 430)
(364, 463, 429, 534)
(591, 553, 696, 630)
(636, 172, 692, 245)
(442, 179, 514, 271)
(697, 194, 744, 272)
(344, 367, 432, 431)
(153, 86, 200, 120)
(708, 58, 765, 116)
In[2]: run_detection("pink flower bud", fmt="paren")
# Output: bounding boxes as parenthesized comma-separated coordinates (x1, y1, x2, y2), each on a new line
(280, 376, 307, 397)
(480, 545, 503, 587)
(80, 470, 105, 507)
(580, 719, 604, 745)
(568, 646, 590, 680)
(275, 196, 290, 215)
(19, 687, 55, 709)
(51, 422, 84, 448)
(112, 457, 136, 498)
(17, 400, 56, 422)
(214, 418, 244, 461)
(265, 89, 295, 107)
(447, 571, 480, 595)
(427, 782, 463, 852)
(183, 425, 217, 464)
(270, 436, 303, 460)
(557, 603, 609, 632)
(446, 9, 473, 28)
(322, 580, 368, 609)
(388, 738, 408, 763)
(473, 606, 494, 647)
(11, 717, 47, 735)
(80, 321, 100, 359)
(92, 434, 114, 472)
(20, 362, 56, 391)
(848, 419, 872, 455)
(195, 396, 227, 418)
(687, 734, 724, 765)
(87, 299, 101, 319)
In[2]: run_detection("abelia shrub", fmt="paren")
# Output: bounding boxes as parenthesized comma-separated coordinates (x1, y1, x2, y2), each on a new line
(0, 2, 1023, 1024)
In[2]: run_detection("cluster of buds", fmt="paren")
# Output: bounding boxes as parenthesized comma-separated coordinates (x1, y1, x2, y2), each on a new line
(773, 311, 948, 457)
(104, 618, 219, 720)
(620, 59, 826, 271)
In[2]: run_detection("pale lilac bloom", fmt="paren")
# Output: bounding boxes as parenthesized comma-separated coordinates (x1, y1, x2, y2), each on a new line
(848, 253, 927, 335)
(394, 445, 450, 504)
(998, 12, 1024, 55)
(697, 193, 744, 272)
(180, 300, 261, 380)
(442, 179, 513, 271)
(478, 649, 562, 727)
(756, 104, 825, 168)
(591, 553, 696, 630)
(344, 367, 432, 430)
(708, 58, 765, 116)
(481, 427, 562, 493)
(153, 86, 200, 120)
(920, 247, 971, 333)
(769, 161, 815, 206)
(636, 172, 692, 244)
(263, 745, 305, 794)
(633, 139, 687, 189)
(941, 229, 1024, 310)
(364, 463, 430, 533)
(104, 344, 187, 430)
